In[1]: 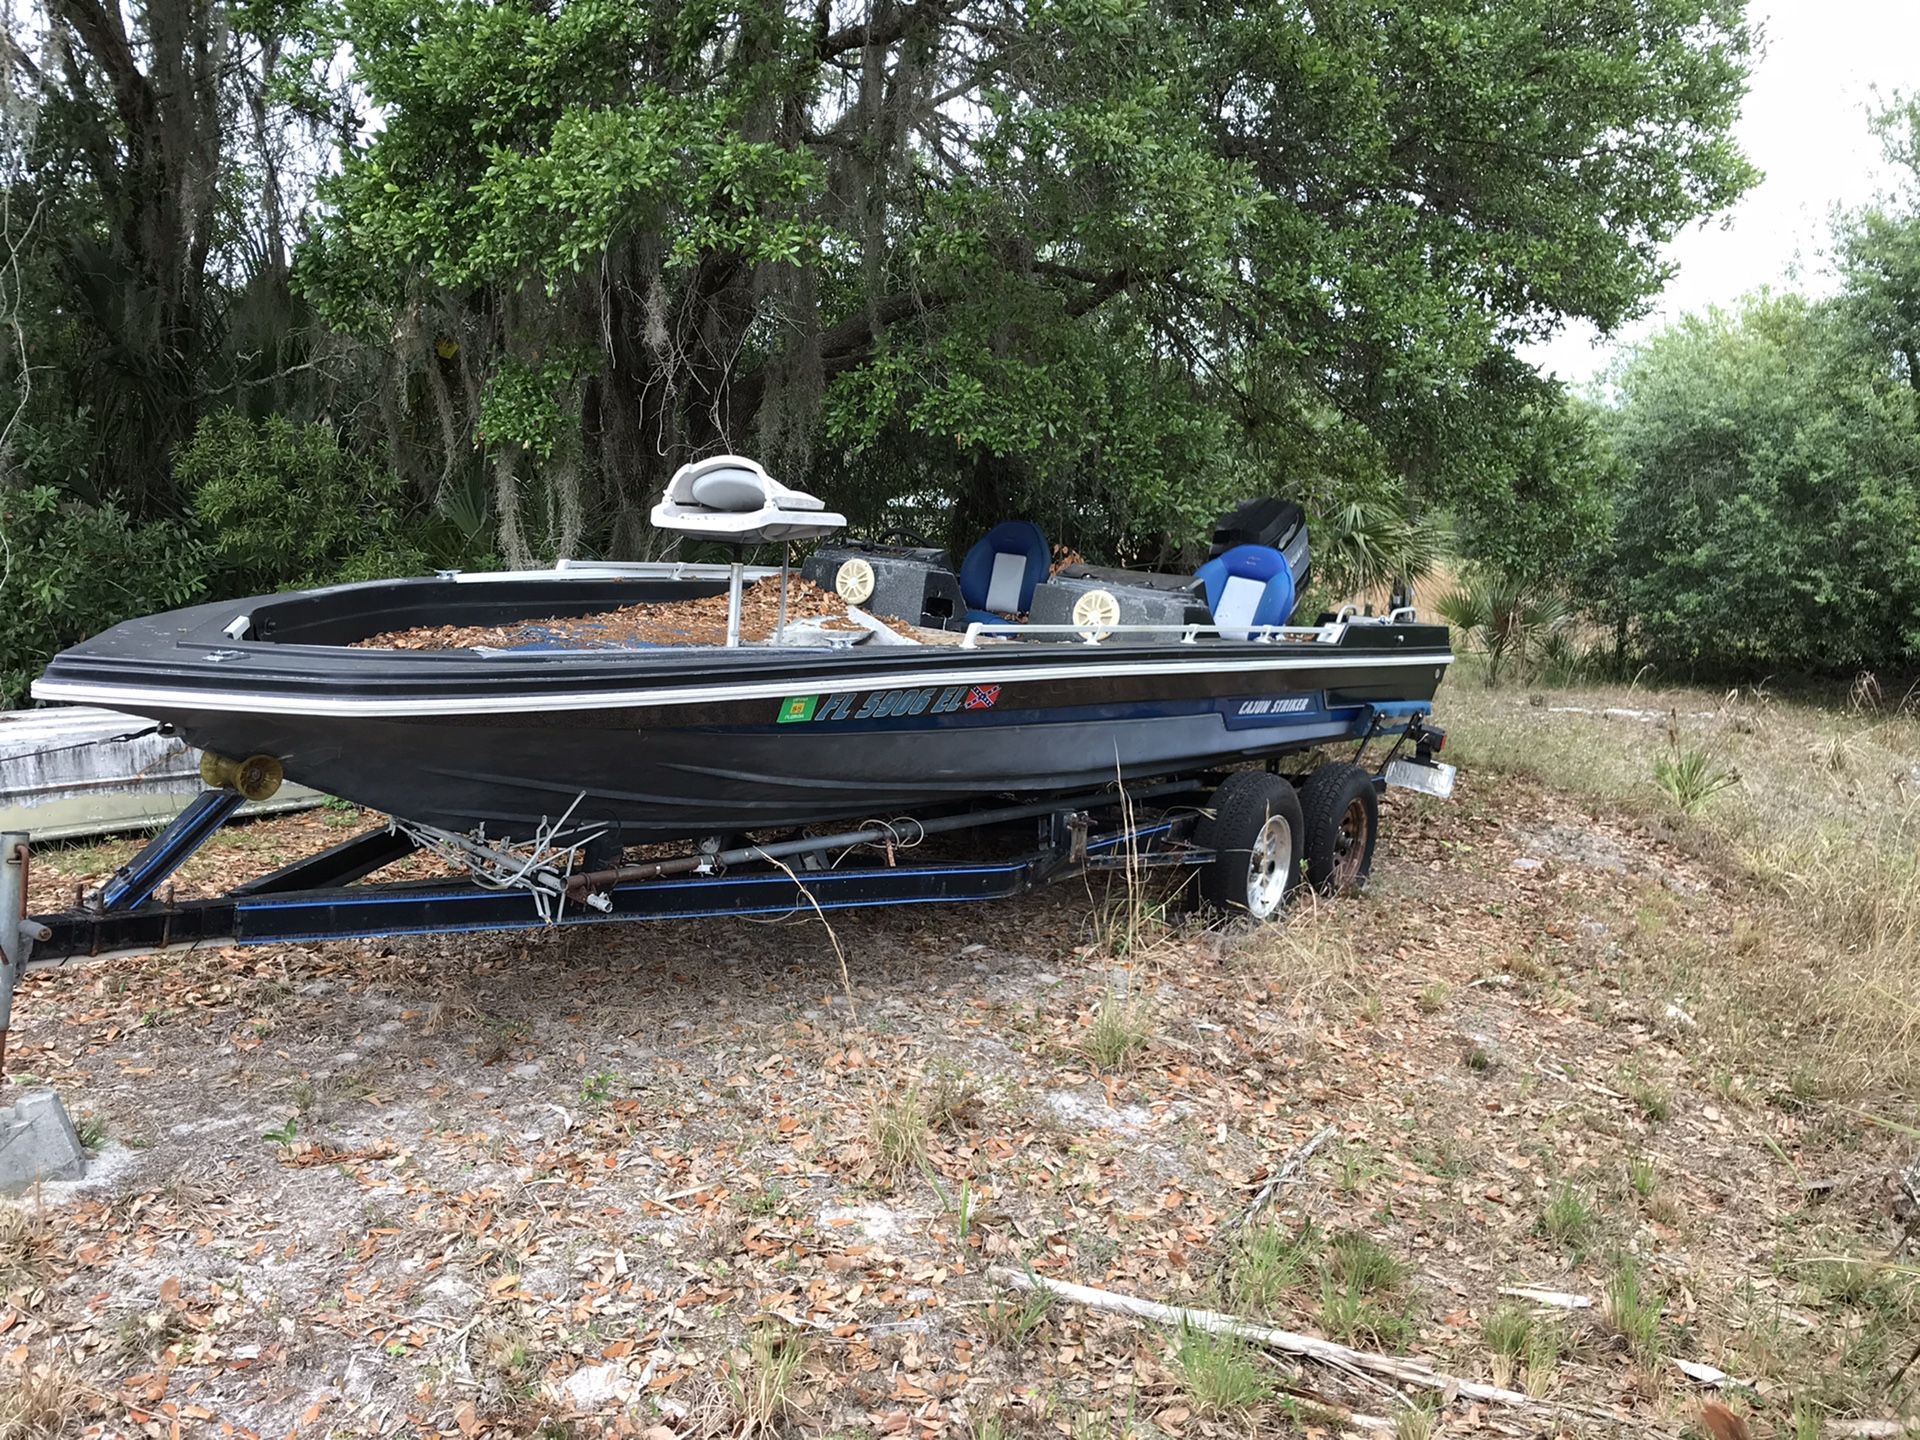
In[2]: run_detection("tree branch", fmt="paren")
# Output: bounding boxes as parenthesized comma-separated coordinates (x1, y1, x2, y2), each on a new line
(729, 288, 930, 423)
(989, 1267, 1619, 1424)
(819, 0, 955, 60)
(51, 0, 155, 136)
(1031, 260, 1138, 317)
(0, 28, 48, 92)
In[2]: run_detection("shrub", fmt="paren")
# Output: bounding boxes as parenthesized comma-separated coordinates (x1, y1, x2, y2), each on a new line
(0, 484, 204, 705)
(1651, 741, 1739, 814)
(177, 412, 437, 595)
(1434, 569, 1577, 687)
(1309, 494, 1447, 601)
(1605, 293, 1920, 676)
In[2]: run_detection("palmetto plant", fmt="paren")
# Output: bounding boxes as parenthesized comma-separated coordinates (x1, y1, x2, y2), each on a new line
(1651, 741, 1740, 814)
(1313, 499, 1447, 600)
(1434, 570, 1577, 686)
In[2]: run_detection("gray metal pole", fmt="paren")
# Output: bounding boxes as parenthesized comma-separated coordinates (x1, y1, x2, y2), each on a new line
(773, 542, 791, 644)
(724, 558, 745, 647)
(0, 833, 50, 1086)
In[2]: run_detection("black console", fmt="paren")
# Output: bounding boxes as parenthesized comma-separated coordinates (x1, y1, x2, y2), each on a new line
(801, 542, 968, 630)
(1209, 497, 1311, 596)
(1028, 564, 1212, 640)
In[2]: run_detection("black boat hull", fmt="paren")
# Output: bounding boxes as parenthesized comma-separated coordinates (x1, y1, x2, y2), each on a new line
(31, 574, 1453, 841)
(145, 684, 1429, 841)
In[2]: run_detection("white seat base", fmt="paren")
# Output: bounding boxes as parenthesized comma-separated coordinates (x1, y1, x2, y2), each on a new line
(651, 455, 845, 545)
(1214, 574, 1265, 641)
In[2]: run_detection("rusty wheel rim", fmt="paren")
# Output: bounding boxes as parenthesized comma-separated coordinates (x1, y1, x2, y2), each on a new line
(1331, 796, 1371, 891)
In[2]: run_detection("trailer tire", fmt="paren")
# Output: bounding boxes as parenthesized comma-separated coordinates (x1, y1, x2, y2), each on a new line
(1301, 761, 1380, 896)
(1197, 771, 1304, 921)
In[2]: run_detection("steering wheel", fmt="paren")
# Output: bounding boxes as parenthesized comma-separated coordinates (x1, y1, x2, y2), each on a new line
(876, 526, 937, 551)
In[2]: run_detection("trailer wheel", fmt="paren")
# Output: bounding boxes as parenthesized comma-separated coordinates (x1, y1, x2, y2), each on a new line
(1301, 761, 1380, 896)
(1198, 771, 1304, 921)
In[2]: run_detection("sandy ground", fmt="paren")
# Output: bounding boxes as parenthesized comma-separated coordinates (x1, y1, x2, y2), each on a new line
(1, 767, 1913, 1439)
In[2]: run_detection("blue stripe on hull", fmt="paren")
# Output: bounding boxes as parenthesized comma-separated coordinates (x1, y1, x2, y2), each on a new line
(718, 691, 1366, 734)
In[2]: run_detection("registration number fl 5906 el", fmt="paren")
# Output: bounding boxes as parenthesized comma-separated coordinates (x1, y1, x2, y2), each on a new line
(1384, 758, 1456, 800)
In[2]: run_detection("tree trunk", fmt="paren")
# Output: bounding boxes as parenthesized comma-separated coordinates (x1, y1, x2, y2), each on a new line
(50, 0, 228, 512)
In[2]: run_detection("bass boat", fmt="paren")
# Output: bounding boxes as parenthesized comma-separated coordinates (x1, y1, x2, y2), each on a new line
(31, 457, 1453, 848)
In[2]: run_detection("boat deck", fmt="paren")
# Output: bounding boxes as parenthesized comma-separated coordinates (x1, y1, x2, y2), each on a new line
(355, 576, 870, 651)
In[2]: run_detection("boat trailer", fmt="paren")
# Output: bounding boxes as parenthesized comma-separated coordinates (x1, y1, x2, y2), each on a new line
(0, 709, 1451, 1083)
(0, 778, 1224, 1070)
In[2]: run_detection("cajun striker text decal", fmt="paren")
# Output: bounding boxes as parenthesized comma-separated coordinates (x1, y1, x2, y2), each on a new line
(1233, 696, 1313, 717)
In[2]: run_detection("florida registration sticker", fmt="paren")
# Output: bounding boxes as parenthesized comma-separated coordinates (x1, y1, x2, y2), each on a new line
(777, 685, 997, 723)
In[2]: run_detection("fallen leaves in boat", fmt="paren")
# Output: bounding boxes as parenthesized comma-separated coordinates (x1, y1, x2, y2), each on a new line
(357, 576, 866, 651)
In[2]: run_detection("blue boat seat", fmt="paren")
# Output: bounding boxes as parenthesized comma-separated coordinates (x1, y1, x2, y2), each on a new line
(960, 520, 1050, 624)
(1195, 544, 1298, 640)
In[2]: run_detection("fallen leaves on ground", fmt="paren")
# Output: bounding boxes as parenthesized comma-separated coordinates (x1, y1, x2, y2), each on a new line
(3, 763, 1914, 1438)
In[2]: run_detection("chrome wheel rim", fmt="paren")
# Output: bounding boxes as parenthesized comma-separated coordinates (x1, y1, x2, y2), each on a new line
(1246, 813, 1293, 919)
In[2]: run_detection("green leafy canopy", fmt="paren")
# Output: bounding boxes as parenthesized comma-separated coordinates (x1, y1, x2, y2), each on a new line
(293, 0, 1759, 565)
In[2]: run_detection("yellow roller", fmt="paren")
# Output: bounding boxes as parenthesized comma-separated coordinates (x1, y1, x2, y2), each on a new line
(1072, 587, 1121, 643)
(834, 556, 877, 606)
(197, 750, 233, 790)
(198, 750, 285, 801)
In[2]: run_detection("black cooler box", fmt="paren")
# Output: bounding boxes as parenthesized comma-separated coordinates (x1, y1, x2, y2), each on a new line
(1027, 564, 1212, 641)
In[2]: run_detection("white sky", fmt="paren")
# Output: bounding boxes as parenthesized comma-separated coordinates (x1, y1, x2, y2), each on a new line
(1521, 0, 1920, 385)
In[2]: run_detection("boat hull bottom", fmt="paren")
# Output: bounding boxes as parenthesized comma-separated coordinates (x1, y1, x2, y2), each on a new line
(148, 699, 1417, 843)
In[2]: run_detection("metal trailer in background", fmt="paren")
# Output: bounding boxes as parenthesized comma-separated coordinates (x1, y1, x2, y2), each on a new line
(0, 836, 50, 1077)
(0, 706, 320, 843)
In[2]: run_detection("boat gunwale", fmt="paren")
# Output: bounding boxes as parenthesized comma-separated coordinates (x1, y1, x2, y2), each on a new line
(33, 639, 1456, 717)
(33, 567, 1455, 718)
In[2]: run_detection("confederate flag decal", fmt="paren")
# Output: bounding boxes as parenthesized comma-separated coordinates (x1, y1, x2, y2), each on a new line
(963, 684, 1002, 711)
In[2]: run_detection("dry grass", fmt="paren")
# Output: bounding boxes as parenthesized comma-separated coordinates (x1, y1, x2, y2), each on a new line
(1086, 784, 1179, 962)
(1079, 988, 1153, 1070)
(474, 1317, 542, 1406)
(1233, 893, 1363, 1006)
(0, 1364, 84, 1440)
(1087, 875, 1175, 962)
(1229, 1221, 1319, 1315)
(923, 1060, 986, 1133)
(1538, 1182, 1597, 1259)
(0, 1205, 52, 1296)
(724, 1325, 810, 1438)
(1173, 1324, 1271, 1418)
(1481, 1303, 1563, 1394)
(1444, 664, 1920, 1098)
(1601, 1255, 1665, 1366)
(982, 1285, 1054, 1350)
(868, 1080, 930, 1182)
(1392, 1401, 1438, 1440)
